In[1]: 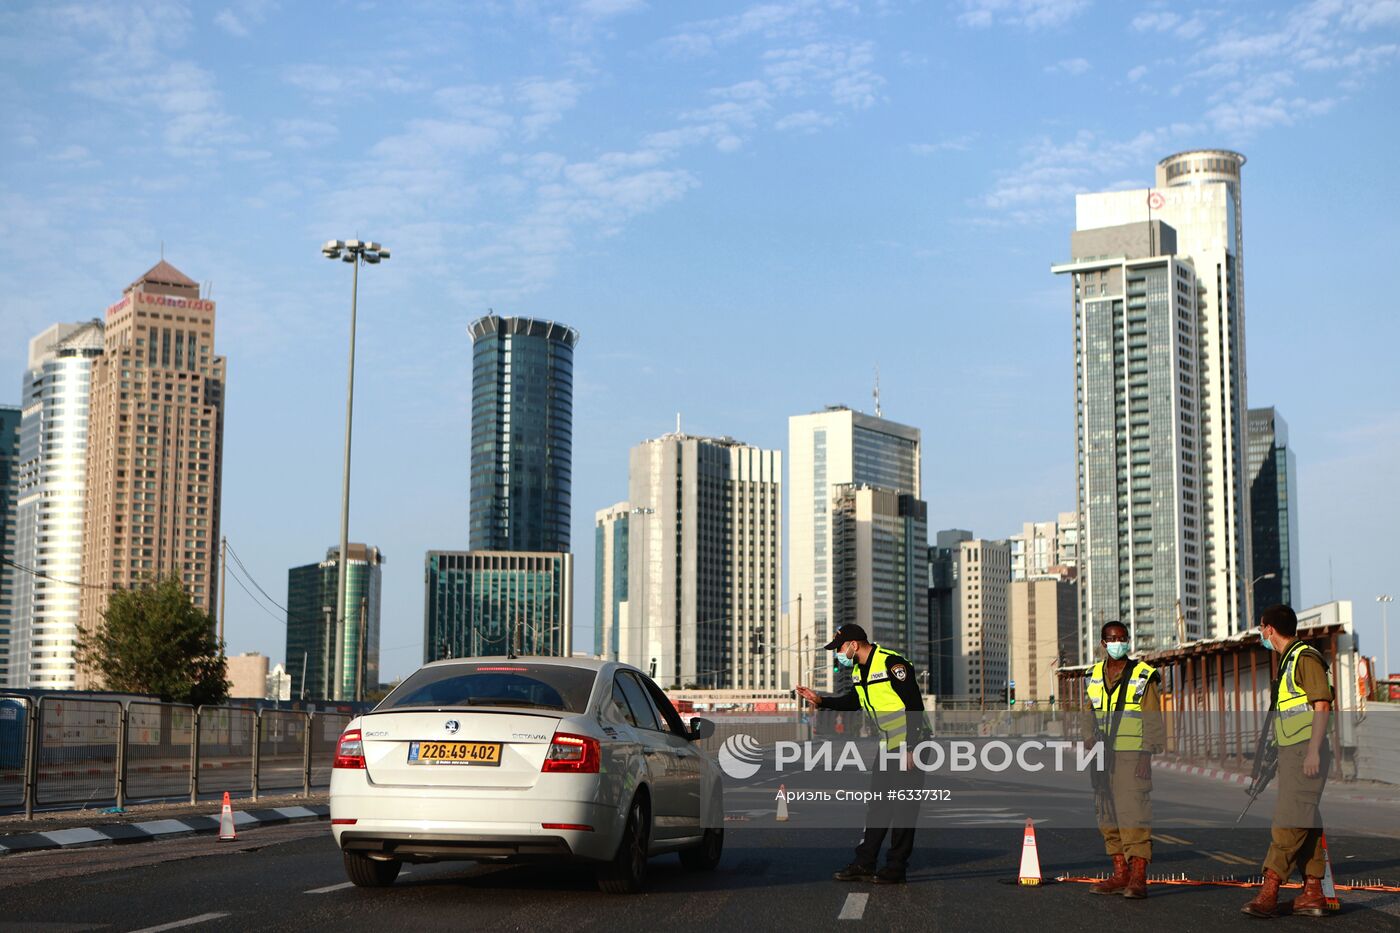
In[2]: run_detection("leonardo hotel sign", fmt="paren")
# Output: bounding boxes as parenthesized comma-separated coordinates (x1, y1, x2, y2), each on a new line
(106, 293, 215, 317)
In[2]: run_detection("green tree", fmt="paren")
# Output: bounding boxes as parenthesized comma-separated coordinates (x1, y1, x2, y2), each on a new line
(77, 575, 230, 705)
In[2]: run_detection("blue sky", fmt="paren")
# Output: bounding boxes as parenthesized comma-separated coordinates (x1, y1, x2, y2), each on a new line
(2, 1, 1398, 681)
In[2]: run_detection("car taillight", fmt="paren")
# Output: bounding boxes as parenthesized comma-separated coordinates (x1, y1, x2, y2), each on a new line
(334, 729, 366, 769)
(541, 731, 600, 774)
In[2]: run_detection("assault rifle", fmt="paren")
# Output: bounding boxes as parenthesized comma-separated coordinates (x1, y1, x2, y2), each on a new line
(1237, 710, 1278, 824)
(1089, 719, 1116, 825)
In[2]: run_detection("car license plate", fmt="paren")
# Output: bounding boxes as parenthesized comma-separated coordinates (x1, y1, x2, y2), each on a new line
(408, 740, 502, 766)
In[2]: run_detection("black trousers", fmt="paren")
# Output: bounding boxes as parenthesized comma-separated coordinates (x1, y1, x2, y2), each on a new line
(853, 756, 923, 871)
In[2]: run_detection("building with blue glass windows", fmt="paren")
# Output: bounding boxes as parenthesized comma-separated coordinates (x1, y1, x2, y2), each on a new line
(468, 315, 579, 553)
(424, 314, 579, 663)
(594, 502, 629, 660)
(1247, 407, 1299, 613)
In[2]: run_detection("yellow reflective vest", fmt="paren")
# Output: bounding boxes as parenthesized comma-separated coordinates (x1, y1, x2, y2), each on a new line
(1087, 659, 1157, 751)
(853, 646, 912, 751)
(1274, 640, 1330, 747)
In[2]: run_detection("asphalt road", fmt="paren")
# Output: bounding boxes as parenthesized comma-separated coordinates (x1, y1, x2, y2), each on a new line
(2, 812, 1397, 932)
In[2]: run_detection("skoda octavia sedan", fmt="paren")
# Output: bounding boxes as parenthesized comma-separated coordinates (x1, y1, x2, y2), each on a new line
(330, 657, 723, 893)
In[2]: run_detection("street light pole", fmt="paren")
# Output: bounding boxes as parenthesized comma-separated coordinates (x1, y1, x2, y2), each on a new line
(1379, 595, 1393, 682)
(322, 239, 389, 701)
(1248, 571, 1277, 630)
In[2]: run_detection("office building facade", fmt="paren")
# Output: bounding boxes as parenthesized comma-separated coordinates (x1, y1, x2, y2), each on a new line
(1072, 151, 1252, 641)
(620, 434, 781, 690)
(952, 537, 1011, 704)
(788, 406, 921, 689)
(0, 406, 19, 685)
(1009, 512, 1079, 582)
(424, 551, 573, 661)
(1247, 407, 1299, 613)
(468, 315, 579, 553)
(8, 321, 104, 688)
(594, 502, 630, 660)
(1054, 220, 1204, 659)
(831, 484, 930, 679)
(286, 544, 384, 700)
(1010, 572, 1079, 705)
(78, 262, 227, 687)
(928, 529, 973, 697)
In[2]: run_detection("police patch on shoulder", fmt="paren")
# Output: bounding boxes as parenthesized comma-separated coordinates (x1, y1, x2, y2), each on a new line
(891, 665, 908, 681)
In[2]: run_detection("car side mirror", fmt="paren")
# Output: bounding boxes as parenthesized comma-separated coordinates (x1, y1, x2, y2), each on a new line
(688, 717, 715, 741)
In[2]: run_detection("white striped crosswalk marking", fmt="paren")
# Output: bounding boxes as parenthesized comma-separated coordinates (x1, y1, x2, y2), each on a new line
(305, 881, 355, 894)
(839, 893, 869, 920)
(128, 913, 231, 933)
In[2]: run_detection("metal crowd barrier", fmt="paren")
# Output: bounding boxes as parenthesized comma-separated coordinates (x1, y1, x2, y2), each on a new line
(0, 694, 361, 819)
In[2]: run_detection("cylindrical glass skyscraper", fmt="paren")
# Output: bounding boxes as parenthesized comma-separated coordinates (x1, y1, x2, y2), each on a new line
(468, 315, 579, 553)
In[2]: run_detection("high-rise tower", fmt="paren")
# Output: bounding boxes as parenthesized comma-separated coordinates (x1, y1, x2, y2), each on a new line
(468, 315, 579, 552)
(9, 321, 104, 688)
(78, 261, 226, 685)
(1067, 151, 1251, 645)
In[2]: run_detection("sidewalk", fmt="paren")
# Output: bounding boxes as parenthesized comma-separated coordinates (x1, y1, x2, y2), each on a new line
(0, 791, 329, 856)
(1155, 756, 1400, 804)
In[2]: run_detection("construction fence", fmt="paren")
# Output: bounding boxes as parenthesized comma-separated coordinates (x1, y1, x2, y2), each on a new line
(0, 694, 355, 819)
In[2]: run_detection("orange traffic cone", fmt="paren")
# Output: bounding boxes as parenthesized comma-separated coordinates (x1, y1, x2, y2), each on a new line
(1018, 818, 1042, 886)
(775, 784, 790, 822)
(219, 791, 237, 841)
(1319, 833, 1340, 912)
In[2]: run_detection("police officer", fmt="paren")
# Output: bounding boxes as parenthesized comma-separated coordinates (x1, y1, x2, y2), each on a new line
(1081, 620, 1164, 900)
(1242, 604, 1334, 919)
(796, 623, 929, 885)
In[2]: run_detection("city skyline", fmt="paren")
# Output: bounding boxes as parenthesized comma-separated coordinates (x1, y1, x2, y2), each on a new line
(1, 2, 1397, 680)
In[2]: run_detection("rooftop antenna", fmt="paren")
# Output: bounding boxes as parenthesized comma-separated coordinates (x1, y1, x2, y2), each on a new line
(675, 412, 682, 435)
(873, 365, 882, 418)
(160, 241, 165, 261)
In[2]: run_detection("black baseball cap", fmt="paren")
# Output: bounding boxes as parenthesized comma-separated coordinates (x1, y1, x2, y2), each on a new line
(823, 623, 869, 650)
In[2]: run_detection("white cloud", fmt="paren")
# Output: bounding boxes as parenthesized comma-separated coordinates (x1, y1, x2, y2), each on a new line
(1046, 57, 1091, 75)
(1127, 64, 1148, 82)
(213, 0, 276, 38)
(908, 134, 976, 154)
(516, 78, 583, 138)
(660, 0, 859, 57)
(275, 118, 338, 149)
(957, 0, 1089, 30)
(775, 109, 838, 131)
(213, 10, 248, 37)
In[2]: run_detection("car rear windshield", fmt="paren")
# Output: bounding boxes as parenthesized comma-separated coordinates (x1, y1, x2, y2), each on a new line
(377, 663, 597, 714)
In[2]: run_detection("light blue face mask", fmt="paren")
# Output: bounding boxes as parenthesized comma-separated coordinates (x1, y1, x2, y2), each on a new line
(835, 647, 855, 669)
(1260, 629, 1276, 652)
(1105, 642, 1129, 660)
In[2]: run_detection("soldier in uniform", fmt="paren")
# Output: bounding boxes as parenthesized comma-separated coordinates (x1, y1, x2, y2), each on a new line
(1242, 604, 1334, 919)
(1081, 620, 1165, 900)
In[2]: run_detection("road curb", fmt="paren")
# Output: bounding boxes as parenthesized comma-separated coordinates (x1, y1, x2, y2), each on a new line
(1155, 759, 1398, 803)
(0, 804, 329, 856)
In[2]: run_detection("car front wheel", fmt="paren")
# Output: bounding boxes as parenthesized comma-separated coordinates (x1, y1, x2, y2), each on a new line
(342, 849, 402, 888)
(597, 795, 650, 894)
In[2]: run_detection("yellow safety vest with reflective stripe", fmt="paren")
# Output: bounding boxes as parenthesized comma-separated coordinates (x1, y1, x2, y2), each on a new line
(853, 646, 911, 751)
(1086, 659, 1157, 751)
(1274, 640, 1330, 747)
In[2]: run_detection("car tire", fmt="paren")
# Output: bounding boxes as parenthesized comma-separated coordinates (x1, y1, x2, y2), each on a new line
(679, 827, 723, 871)
(342, 849, 402, 888)
(597, 795, 650, 894)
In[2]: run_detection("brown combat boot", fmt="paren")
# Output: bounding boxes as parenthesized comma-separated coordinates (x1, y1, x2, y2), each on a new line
(1089, 854, 1129, 895)
(1122, 856, 1149, 899)
(1242, 868, 1283, 918)
(1285, 876, 1328, 917)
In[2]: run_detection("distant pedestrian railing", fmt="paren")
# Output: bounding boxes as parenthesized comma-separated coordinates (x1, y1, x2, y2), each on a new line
(0, 693, 355, 819)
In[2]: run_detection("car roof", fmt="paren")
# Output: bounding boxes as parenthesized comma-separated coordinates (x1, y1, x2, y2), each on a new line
(416, 655, 637, 674)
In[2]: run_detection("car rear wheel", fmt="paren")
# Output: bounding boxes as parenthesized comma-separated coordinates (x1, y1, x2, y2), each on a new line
(597, 795, 650, 894)
(679, 827, 723, 871)
(342, 850, 402, 887)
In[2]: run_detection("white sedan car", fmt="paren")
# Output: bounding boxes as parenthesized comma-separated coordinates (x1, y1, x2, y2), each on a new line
(329, 657, 724, 893)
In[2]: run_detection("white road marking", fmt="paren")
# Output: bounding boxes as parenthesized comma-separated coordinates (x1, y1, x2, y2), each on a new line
(838, 892, 869, 920)
(305, 881, 356, 894)
(128, 913, 231, 933)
